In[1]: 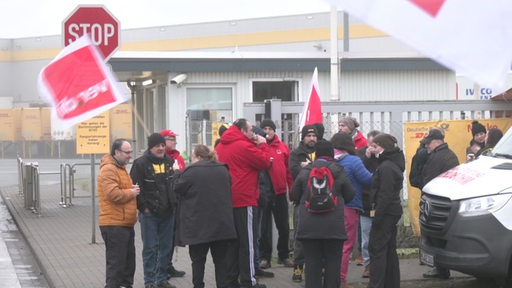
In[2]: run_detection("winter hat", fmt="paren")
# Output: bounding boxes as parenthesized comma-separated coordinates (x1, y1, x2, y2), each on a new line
(423, 128, 444, 144)
(313, 123, 325, 140)
(339, 116, 359, 132)
(260, 119, 276, 131)
(330, 132, 356, 155)
(301, 125, 317, 140)
(252, 125, 267, 137)
(160, 129, 179, 138)
(218, 123, 229, 137)
(373, 133, 397, 150)
(471, 121, 486, 137)
(147, 133, 166, 149)
(315, 140, 334, 158)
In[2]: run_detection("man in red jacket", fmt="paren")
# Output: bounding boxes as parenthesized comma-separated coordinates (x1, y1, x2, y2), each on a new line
(160, 129, 186, 279)
(161, 129, 186, 170)
(216, 118, 272, 288)
(258, 119, 294, 269)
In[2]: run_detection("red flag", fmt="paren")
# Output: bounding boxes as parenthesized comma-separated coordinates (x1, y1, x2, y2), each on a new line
(299, 67, 323, 129)
(38, 35, 129, 128)
(327, 0, 512, 90)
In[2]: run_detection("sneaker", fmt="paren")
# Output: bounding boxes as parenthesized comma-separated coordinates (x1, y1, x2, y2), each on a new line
(292, 265, 303, 282)
(362, 265, 370, 278)
(259, 258, 271, 269)
(277, 257, 294, 267)
(167, 265, 186, 278)
(255, 268, 275, 278)
(422, 267, 450, 279)
(157, 281, 176, 288)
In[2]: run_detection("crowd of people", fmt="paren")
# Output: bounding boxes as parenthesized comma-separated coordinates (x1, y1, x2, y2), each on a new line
(97, 116, 503, 288)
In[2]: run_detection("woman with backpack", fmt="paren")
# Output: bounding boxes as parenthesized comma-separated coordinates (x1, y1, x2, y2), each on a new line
(290, 141, 355, 288)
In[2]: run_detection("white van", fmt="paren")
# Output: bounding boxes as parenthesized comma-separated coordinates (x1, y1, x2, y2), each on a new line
(419, 126, 512, 285)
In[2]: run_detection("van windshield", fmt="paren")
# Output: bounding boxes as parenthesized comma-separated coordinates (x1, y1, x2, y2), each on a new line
(492, 127, 512, 157)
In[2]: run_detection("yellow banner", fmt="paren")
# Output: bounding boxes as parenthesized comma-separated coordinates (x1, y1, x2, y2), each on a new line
(404, 118, 512, 236)
(21, 108, 42, 141)
(110, 103, 133, 140)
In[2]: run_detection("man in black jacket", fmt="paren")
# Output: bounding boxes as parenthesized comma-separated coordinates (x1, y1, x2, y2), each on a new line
(288, 125, 317, 282)
(421, 128, 459, 280)
(130, 133, 177, 288)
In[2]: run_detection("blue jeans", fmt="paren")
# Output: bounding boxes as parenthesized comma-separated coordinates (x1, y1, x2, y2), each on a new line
(360, 215, 373, 267)
(139, 210, 174, 285)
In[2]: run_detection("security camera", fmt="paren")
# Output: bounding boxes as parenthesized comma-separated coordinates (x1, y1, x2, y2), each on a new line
(170, 74, 187, 85)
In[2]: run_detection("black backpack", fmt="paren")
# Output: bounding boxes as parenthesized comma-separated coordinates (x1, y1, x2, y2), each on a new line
(305, 167, 338, 213)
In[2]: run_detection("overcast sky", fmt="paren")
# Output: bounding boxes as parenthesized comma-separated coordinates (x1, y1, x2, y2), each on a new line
(0, 0, 332, 38)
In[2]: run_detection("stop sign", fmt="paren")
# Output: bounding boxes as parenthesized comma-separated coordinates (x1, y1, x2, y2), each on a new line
(63, 5, 120, 60)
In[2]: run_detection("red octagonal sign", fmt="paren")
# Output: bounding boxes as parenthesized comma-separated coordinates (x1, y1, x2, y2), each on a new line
(63, 5, 120, 60)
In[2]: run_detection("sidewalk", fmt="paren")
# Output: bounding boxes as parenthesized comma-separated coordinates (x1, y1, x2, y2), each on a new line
(0, 183, 471, 288)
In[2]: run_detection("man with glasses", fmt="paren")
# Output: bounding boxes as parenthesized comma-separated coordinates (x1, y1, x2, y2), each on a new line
(131, 133, 178, 288)
(98, 139, 139, 288)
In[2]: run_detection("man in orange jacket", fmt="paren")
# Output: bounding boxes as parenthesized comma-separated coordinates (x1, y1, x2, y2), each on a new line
(98, 139, 140, 288)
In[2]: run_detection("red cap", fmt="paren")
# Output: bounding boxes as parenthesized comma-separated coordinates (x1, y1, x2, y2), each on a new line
(160, 129, 179, 137)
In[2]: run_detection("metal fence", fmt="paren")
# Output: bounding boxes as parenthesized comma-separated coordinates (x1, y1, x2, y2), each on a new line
(186, 100, 512, 152)
(16, 155, 100, 214)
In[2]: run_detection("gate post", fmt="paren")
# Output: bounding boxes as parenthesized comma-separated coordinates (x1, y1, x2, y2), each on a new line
(23, 163, 34, 209)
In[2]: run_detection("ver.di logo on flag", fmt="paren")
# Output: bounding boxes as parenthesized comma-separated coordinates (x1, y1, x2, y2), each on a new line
(38, 35, 129, 128)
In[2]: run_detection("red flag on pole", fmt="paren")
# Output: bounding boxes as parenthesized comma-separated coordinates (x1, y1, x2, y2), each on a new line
(38, 34, 129, 128)
(299, 67, 323, 129)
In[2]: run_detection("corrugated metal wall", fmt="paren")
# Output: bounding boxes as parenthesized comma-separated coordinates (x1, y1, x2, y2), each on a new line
(340, 70, 456, 102)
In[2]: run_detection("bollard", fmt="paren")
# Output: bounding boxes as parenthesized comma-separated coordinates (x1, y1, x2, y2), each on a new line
(23, 163, 34, 210)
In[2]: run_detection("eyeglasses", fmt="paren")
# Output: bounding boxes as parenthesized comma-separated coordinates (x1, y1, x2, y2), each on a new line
(119, 150, 133, 154)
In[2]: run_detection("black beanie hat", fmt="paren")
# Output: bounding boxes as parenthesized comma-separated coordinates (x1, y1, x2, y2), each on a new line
(331, 132, 356, 155)
(373, 133, 397, 150)
(218, 123, 229, 137)
(260, 119, 276, 131)
(313, 123, 325, 140)
(471, 121, 486, 137)
(315, 140, 334, 158)
(301, 125, 317, 140)
(147, 133, 166, 149)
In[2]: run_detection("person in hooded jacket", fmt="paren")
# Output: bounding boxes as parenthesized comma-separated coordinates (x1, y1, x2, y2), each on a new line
(215, 118, 272, 288)
(331, 132, 373, 288)
(130, 133, 177, 288)
(290, 141, 355, 288)
(367, 133, 405, 288)
(173, 144, 237, 288)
